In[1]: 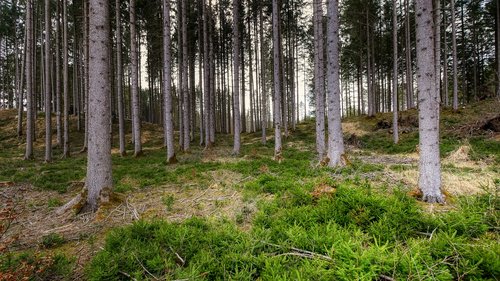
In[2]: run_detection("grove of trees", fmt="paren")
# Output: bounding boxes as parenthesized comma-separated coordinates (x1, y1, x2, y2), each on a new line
(0, 0, 498, 210)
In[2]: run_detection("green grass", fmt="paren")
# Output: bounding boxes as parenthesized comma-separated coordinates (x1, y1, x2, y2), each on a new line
(87, 185, 499, 280)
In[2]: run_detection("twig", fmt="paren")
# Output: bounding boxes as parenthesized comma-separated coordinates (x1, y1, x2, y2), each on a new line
(134, 254, 160, 280)
(119, 270, 138, 281)
(169, 246, 185, 266)
(379, 274, 395, 281)
(262, 241, 333, 261)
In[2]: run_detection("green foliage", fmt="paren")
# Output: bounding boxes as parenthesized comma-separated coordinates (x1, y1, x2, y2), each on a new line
(161, 194, 175, 211)
(0, 252, 73, 280)
(88, 185, 499, 280)
(40, 233, 66, 249)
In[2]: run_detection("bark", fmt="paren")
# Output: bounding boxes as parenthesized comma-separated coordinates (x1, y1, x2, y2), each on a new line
(81, 0, 89, 152)
(55, 0, 62, 147)
(86, 0, 113, 211)
(260, 6, 267, 144)
(326, 0, 345, 167)
(62, 0, 70, 157)
(405, 0, 414, 109)
(116, 0, 126, 156)
(313, 0, 325, 159)
(44, 0, 52, 162)
(451, 0, 458, 110)
(232, 0, 241, 155)
(415, 0, 443, 203)
(497, 0, 500, 99)
(272, 0, 282, 161)
(25, 0, 34, 160)
(17, 12, 26, 139)
(434, 0, 441, 103)
(443, 1, 449, 107)
(182, 0, 190, 151)
(203, 0, 211, 147)
(392, 0, 399, 144)
(163, 0, 176, 163)
(130, 0, 142, 156)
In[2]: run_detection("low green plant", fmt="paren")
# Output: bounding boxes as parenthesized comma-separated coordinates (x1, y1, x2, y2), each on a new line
(40, 233, 66, 249)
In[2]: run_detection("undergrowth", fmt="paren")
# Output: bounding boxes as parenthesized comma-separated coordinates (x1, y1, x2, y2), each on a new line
(87, 186, 499, 280)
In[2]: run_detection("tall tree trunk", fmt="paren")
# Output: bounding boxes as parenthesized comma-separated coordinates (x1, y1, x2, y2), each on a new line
(405, 0, 414, 109)
(81, 0, 89, 152)
(326, 0, 345, 166)
(62, 0, 70, 157)
(434, 0, 441, 103)
(203, 0, 211, 147)
(313, 0, 325, 159)
(451, 0, 458, 110)
(392, 0, 399, 144)
(44, 0, 52, 162)
(497, 0, 500, 99)
(17, 19, 26, 139)
(415, 0, 443, 203)
(181, 0, 190, 151)
(130, 0, 142, 156)
(86, 0, 113, 211)
(232, 0, 241, 155)
(116, 0, 126, 156)
(163, 0, 176, 163)
(443, 0, 449, 107)
(55, 0, 62, 147)
(260, 6, 267, 144)
(25, 0, 34, 160)
(272, 0, 283, 161)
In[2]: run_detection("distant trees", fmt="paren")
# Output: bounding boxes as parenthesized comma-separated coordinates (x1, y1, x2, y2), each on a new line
(0, 0, 498, 210)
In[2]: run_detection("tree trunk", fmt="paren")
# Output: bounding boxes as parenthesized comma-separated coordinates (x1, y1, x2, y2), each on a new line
(86, 0, 113, 211)
(405, 0, 414, 109)
(181, 0, 190, 151)
(313, 0, 325, 159)
(25, 0, 34, 160)
(232, 0, 241, 155)
(55, 0, 62, 147)
(415, 0, 443, 203)
(451, 0, 458, 110)
(392, 0, 399, 144)
(130, 0, 142, 156)
(163, 0, 176, 163)
(62, 0, 70, 157)
(203, 0, 211, 147)
(44, 0, 52, 162)
(260, 6, 267, 145)
(443, 0, 449, 107)
(272, 0, 282, 161)
(326, 0, 345, 167)
(434, 0, 441, 103)
(116, 0, 126, 156)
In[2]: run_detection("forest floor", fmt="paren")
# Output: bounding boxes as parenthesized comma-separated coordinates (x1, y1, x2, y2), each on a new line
(0, 100, 499, 280)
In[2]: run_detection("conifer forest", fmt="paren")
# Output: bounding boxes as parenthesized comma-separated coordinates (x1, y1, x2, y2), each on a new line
(0, 0, 499, 279)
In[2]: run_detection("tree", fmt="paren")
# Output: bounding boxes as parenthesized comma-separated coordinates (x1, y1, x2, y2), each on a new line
(62, 0, 70, 157)
(130, 0, 142, 156)
(163, 0, 176, 163)
(451, 0, 458, 110)
(44, 0, 52, 162)
(232, 0, 241, 155)
(326, 0, 345, 167)
(85, 0, 113, 211)
(116, 0, 126, 156)
(313, 0, 325, 159)
(415, 0, 443, 203)
(55, 0, 62, 147)
(24, 0, 33, 160)
(181, 0, 190, 151)
(259, 5, 267, 145)
(392, 0, 399, 144)
(272, 0, 282, 161)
